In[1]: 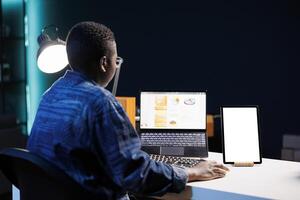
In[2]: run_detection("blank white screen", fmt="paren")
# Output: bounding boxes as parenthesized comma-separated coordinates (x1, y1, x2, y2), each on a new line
(223, 107, 260, 163)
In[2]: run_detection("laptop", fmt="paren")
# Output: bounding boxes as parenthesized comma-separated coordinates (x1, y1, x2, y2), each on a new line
(140, 91, 208, 158)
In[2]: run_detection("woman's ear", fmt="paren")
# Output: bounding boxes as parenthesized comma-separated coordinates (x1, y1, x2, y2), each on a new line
(99, 56, 107, 72)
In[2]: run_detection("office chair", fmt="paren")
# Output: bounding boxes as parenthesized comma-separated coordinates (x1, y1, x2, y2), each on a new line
(0, 148, 98, 200)
(0, 116, 27, 195)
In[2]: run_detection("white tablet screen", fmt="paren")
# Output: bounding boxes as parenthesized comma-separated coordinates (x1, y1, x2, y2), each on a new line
(222, 107, 261, 163)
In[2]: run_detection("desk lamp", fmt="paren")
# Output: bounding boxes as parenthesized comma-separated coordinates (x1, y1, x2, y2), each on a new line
(36, 26, 68, 73)
(112, 56, 123, 96)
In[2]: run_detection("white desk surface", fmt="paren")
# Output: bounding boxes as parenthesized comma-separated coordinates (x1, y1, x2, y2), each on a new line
(12, 152, 300, 200)
(162, 152, 300, 200)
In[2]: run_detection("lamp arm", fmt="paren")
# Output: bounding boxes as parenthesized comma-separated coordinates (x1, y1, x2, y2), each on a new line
(112, 65, 121, 96)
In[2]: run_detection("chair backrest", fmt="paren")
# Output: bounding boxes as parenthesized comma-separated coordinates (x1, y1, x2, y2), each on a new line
(0, 116, 27, 195)
(0, 148, 97, 200)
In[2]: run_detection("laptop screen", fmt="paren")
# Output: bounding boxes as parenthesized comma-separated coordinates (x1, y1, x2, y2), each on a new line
(140, 92, 206, 130)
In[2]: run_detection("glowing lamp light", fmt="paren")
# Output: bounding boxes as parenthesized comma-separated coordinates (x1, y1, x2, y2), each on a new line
(36, 26, 68, 73)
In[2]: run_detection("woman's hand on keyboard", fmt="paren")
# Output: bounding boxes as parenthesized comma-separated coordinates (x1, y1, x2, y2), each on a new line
(186, 160, 229, 182)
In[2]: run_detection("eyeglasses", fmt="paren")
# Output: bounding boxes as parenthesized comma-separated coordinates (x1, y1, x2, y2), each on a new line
(116, 57, 124, 68)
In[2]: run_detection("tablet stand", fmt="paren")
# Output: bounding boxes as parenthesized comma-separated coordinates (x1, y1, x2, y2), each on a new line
(233, 162, 254, 167)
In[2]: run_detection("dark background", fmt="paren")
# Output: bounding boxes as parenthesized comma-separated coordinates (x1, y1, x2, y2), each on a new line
(34, 0, 300, 159)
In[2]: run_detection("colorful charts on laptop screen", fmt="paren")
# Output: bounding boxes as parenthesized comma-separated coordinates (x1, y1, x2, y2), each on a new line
(140, 92, 206, 130)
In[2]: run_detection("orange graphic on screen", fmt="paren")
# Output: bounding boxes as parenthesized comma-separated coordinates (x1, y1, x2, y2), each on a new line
(154, 96, 167, 127)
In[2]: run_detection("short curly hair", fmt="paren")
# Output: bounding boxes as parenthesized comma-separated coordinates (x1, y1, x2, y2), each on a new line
(66, 21, 115, 70)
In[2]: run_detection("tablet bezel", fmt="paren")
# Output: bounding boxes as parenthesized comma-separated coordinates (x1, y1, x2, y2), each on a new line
(220, 105, 262, 164)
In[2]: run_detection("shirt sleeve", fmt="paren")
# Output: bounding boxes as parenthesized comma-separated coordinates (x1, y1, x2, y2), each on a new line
(92, 94, 188, 196)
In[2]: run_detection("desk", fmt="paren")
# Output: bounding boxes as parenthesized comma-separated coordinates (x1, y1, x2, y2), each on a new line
(12, 152, 300, 200)
(161, 152, 300, 200)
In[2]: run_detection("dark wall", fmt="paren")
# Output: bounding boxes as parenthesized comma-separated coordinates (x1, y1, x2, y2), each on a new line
(38, 0, 300, 159)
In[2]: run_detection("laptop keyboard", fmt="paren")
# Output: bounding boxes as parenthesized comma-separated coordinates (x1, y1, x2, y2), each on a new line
(141, 132, 206, 147)
(150, 154, 203, 168)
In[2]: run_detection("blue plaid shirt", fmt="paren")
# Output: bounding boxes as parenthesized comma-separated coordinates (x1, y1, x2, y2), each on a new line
(27, 70, 187, 199)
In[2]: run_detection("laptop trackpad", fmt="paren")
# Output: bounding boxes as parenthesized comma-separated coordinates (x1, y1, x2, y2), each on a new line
(160, 147, 184, 156)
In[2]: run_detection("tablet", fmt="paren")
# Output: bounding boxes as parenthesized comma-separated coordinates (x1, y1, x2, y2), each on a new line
(221, 106, 262, 164)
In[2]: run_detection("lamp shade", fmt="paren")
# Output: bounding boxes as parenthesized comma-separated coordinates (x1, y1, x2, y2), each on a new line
(36, 33, 68, 73)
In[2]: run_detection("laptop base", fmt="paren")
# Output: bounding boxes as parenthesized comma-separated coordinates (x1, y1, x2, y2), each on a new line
(142, 146, 208, 158)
